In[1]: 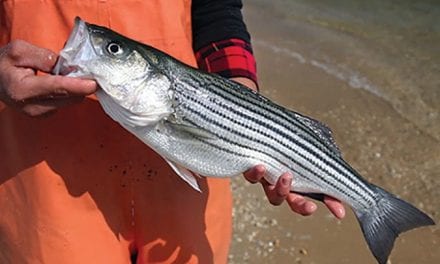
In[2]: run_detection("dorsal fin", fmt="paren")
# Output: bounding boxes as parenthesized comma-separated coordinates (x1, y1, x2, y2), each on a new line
(293, 112, 341, 157)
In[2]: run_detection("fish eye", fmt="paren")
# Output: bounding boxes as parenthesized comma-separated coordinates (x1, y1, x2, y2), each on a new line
(106, 42, 123, 55)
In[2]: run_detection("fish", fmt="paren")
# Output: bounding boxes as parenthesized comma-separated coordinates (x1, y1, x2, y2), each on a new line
(54, 17, 435, 264)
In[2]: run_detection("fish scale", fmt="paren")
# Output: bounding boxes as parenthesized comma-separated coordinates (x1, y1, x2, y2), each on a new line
(183, 71, 377, 198)
(54, 17, 435, 264)
(173, 73, 376, 206)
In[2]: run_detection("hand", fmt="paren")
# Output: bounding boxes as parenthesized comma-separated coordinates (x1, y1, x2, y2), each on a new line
(229, 77, 257, 91)
(230, 78, 345, 218)
(0, 40, 97, 116)
(244, 165, 346, 219)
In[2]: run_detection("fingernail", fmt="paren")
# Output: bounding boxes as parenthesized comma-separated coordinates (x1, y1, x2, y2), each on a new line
(281, 175, 292, 186)
(307, 202, 317, 213)
(257, 165, 266, 174)
(84, 80, 98, 89)
(337, 207, 345, 219)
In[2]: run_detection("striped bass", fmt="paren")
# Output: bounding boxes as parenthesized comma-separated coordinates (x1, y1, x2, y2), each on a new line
(54, 17, 434, 264)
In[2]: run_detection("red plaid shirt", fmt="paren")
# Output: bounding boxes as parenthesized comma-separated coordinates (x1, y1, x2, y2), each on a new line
(195, 38, 258, 87)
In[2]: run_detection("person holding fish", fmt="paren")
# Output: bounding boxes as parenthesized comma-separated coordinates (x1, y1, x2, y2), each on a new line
(0, 0, 345, 263)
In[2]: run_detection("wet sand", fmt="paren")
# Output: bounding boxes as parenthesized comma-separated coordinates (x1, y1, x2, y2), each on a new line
(229, 2, 439, 264)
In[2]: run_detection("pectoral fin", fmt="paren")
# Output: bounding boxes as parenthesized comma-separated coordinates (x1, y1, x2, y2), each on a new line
(164, 158, 202, 192)
(164, 118, 217, 140)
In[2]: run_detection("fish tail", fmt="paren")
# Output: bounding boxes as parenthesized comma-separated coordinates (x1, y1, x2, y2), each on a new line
(354, 185, 435, 264)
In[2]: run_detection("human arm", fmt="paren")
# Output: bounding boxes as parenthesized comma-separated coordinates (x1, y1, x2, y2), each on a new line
(192, 0, 257, 88)
(192, 0, 345, 218)
(0, 40, 97, 116)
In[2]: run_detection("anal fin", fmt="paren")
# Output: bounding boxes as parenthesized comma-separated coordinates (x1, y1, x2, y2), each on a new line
(164, 158, 202, 192)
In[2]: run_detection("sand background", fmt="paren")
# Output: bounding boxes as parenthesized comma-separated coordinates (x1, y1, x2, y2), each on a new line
(229, 1, 440, 263)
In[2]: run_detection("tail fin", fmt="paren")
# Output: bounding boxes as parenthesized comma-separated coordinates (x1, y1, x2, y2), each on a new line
(354, 185, 435, 264)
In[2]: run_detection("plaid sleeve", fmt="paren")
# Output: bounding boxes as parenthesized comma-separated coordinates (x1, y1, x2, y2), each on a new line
(195, 38, 258, 86)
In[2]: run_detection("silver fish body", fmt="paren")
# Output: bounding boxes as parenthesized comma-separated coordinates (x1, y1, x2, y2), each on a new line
(54, 17, 434, 264)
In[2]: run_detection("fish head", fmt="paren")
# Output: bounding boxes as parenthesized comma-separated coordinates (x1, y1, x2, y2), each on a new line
(55, 17, 151, 103)
(54, 17, 173, 127)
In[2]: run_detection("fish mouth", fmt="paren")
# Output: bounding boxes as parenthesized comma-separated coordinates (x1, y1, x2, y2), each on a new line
(53, 17, 95, 78)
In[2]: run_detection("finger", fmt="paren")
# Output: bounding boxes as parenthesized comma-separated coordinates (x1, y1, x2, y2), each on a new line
(22, 105, 58, 117)
(5, 40, 58, 72)
(21, 96, 85, 117)
(262, 172, 292, 206)
(243, 164, 266, 184)
(286, 193, 317, 216)
(20, 74, 97, 99)
(323, 196, 346, 219)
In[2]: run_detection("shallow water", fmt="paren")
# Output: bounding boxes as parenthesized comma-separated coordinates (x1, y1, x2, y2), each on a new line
(230, 1, 440, 263)
(252, 0, 440, 140)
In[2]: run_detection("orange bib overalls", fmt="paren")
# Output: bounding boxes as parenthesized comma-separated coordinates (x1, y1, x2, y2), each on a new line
(0, 1, 232, 263)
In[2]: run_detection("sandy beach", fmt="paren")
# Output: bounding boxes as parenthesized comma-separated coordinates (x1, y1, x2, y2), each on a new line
(229, 1, 440, 263)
